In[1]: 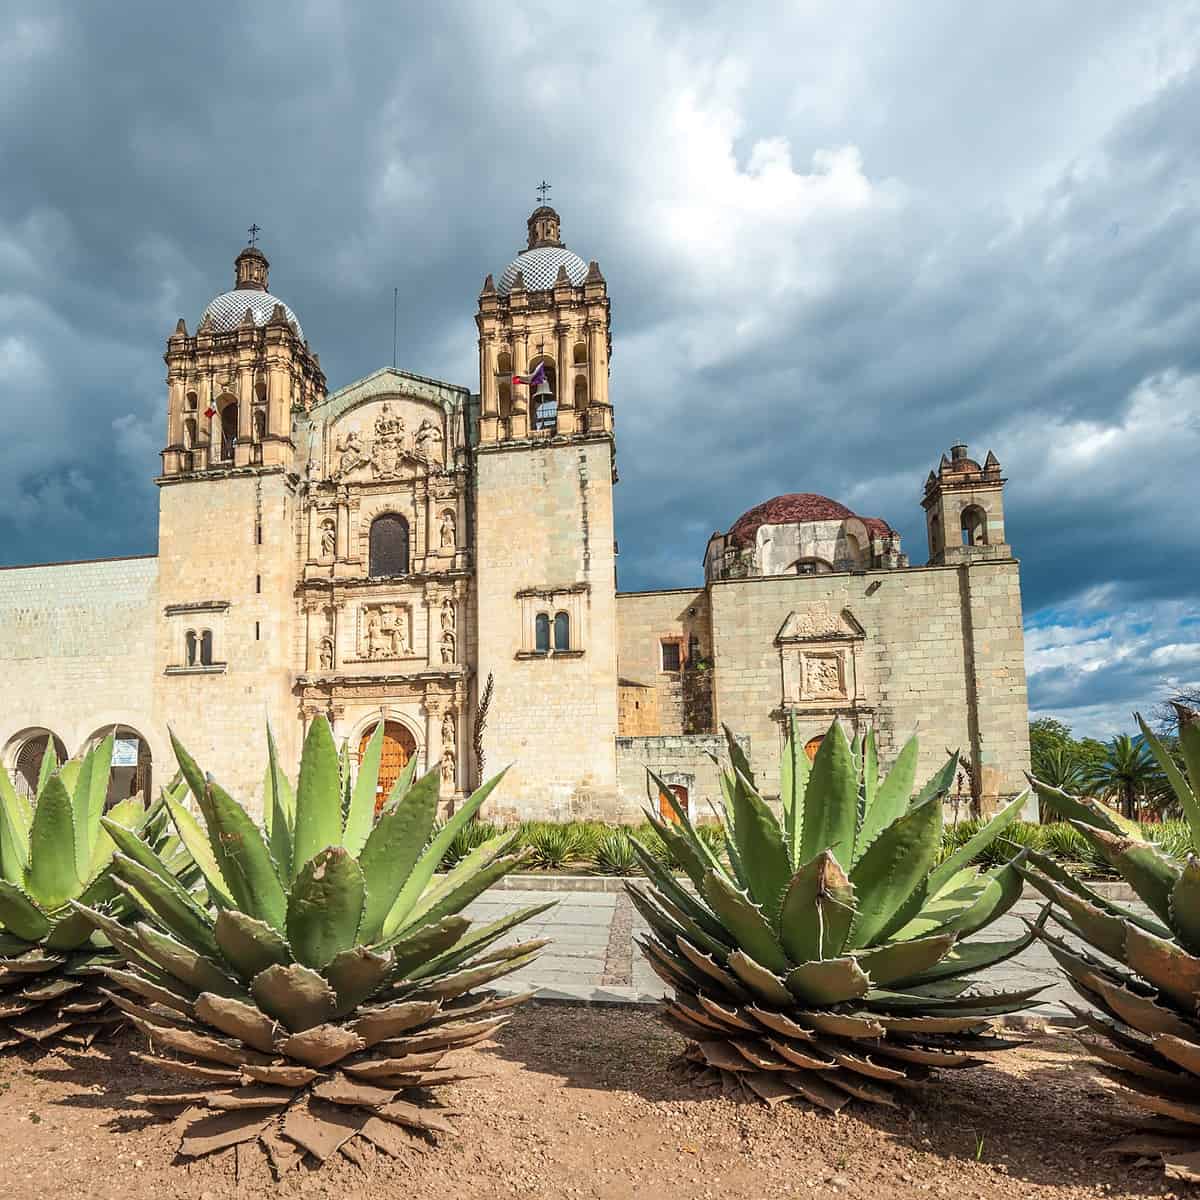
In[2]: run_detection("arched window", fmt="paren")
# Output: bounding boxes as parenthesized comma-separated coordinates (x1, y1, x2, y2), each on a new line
(186, 391, 198, 411)
(804, 735, 824, 762)
(572, 341, 587, 365)
(185, 630, 198, 666)
(498, 381, 513, 420)
(961, 505, 988, 546)
(791, 557, 834, 576)
(13, 732, 67, 800)
(219, 401, 238, 461)
(573, 375, 587, 410)
(534, 613, 551, 653)
(553, 611, 570, 651)
(369, 514, 410, 577)
(254, 377, 268, 405)
(183, 418, 197, 450)
(253, 408, 266, 441)
(497, 350, 513, 376)
(529, 356, 557, 431)
(200, 630, 214, 666)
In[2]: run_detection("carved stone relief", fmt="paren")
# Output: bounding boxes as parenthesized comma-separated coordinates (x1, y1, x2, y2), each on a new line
(439, 509, 456, 550)
(319, 517, 336, 559)
(359, 603, 412, 660)
(330, 401, 447, 481)
(801, 651, 846, 700)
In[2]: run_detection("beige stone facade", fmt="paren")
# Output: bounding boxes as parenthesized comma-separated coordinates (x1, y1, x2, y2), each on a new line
(0, 207, 1030, 820)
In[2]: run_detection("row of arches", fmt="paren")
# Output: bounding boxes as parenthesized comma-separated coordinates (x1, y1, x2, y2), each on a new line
(4, 726, 154, 806)
(534, 611, 571, 653)
(181, 393, 269, 459)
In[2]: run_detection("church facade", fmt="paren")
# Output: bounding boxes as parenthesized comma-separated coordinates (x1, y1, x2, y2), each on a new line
(0, 207, 1031, 820)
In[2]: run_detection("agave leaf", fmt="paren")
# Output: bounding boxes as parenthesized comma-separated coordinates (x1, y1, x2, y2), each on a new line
(380, 915, 472, 978)
(786, 956, 871, 1005)
(160, 786, 235, 907)
(0, 879, 51, 941)
(728, 950, 793, 1005)
(42, 905, 99, 951)
(910, 750, 960, 810)
(286, 846, 366, 969)
(250, 961, 337, 1032)
(410, 902, 558, 981)
(778, 851, 856, 962)
(728, 769, 791, 926)
(25, 773, 79, 910)
(1124, 923, 1200, 1011)
(626, 835, 730, 944)
(648, 767, 729, 883)
(409, 948, 542, 1002)
(1070, 823, 1180, 926)
(110, 851, 219, 957)
(1171, 859, 1200, 956)
(382, 768, 509, 939)
(847, 796, 942, 949)
(263, 720, 294, 879)
(100, 813, 179, 890)
(700, 869, 790, 976)
(325, 944, 394, 1015)
(134, 922, 244, 997)
(853, 933, 956, 986)
(214, 909, 291, 978)
(926, 791, 1027, 898)
(642, 807, 708, 887)
(196, 776, 288, 932)
(401, 831, 522, 932)
(0, 766, 31, 883)
(779, 711, 809, 866)
(945, 862, 1025, 940)
(799, 721, 858, 871)
(380, 754, 419, 813)
(343, 721, 384, 857)
(1136, 713, 1200, 851)
(855, 736, 918, 863)
(1024, 868, 1127, 962)
(35, 738, 59, 799)
(357, 767, 442, 944)
(862, 731, 879, 816)
(292, 716, 343, 877)
(339, 737, 352, 825)
(897, 912, 1047, 987)
(71, 734, 112, 872)
(1031, 778, 1139, 837)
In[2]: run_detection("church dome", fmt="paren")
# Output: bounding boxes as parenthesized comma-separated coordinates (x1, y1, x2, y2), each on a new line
(497, 245, 589, 295)
(200, 289, 304, 340)
(199, 243, 304, 339)
(728, 493, 893, 547)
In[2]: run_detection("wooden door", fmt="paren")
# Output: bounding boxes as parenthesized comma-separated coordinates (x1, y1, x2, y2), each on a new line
(361, 720, 416, 814)
(804, 735, 824, 762)
(658, 783, 688, 823)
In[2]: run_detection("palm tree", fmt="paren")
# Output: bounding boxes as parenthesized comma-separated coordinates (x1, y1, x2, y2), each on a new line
(1084, 734, 1165, 819)
(1034, 744, 1082, 792)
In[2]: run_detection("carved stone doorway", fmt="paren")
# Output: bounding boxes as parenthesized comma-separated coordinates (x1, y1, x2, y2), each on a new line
(361, 720, 416, 814)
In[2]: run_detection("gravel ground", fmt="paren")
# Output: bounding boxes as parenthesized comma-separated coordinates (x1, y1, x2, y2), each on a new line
(0, 1006, 1188, 1199)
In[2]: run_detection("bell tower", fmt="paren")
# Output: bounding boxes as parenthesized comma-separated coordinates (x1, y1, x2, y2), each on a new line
(922, 443, 1011, 564)
(471, 199, 620, 818)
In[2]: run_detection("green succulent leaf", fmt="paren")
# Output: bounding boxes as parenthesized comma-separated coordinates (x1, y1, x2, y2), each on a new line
(213, 908, 291, 978)
(942, 862, 1024, 940)
(286, 846, 365, 969)
(898, 916, 1046, 987)
(778, 851, 856, 963)
(799, 721, 858, 871)
(848, 795, 942, 949)
(1030, 778, 1139, 838)
(250, 961, 337, 1032)
(35, 738, 59, 799)
(729, 769, 791, 926)
(25, 773, 79, 910)
(382, 914, 472, 977)
(853, 932, 957, 986)
(785, 955, 871, 1005)
(779, 712, 809, 866)
(926, 790, 1027, 897)
(0, 878, 51, 940)
(263, 720, 294, 879)
(855, 735, 919, 862)
(910, 750, 960, 810)
(1136, 712, 1200, 851)
(648, 767, 728, 883)
(292, 716, 343, 877)
(700, 868, 790, 976)
(71, 733, 113, 872)
(109, 851, 218, 957)
(1070, 823, 1180, 926)
(399, 850, 529, 940)
(1171, 858, 1200, 956)
(343, 721, 384, 857)
(325, 944, 394, 1015)
(0, 765, 32, 883)
(160, 785, 235, 907)
(134, 922, 244, 997)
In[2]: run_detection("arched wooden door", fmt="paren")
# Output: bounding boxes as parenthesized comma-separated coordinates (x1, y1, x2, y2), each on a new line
(804, 735, 824, 762)
(361, 720, 417, 813)
(658, 783, 688, 823)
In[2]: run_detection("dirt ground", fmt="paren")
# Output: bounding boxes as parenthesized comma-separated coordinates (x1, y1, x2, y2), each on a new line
(0, 1005, 1190, 1199)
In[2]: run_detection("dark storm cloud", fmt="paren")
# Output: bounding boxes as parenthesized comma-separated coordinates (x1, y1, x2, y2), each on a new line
(0, 0, 1197, 736)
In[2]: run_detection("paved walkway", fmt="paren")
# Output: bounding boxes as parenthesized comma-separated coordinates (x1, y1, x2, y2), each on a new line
(463, 888, 1107, 1019)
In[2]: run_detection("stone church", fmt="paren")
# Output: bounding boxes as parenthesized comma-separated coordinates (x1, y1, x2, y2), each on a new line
(0, 205, 1031, 821)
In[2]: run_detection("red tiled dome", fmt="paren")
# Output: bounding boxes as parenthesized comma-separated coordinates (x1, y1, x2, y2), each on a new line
(727, 493, 894, 547)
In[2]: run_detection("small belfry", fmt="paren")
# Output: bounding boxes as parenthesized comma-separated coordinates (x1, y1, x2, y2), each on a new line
(922, 442, 1011, 563)
(475, 200, 612, 442)
(161, 239, 326, 477)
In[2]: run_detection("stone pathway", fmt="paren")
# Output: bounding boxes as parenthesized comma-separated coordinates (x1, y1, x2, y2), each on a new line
(463, 888, 1120, 1019)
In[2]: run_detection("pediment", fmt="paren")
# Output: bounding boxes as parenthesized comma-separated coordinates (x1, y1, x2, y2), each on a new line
(775, 604, 865, 644)
(326, 396, 447, 481)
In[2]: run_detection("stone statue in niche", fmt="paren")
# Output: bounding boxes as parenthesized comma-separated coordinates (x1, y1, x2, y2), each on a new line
(442, 710, 456, 751)
(333, 429, 365, 478)
(319, 518, 336, 559)
(441, 746, 456, 787)
(361, 604, 410, 660)
(441, 596, 456, 632)
(440, 629, 455, 664)
(439, 509, 456, 550)
(415, 418, 444, 465)
(318, 638, 334, 671)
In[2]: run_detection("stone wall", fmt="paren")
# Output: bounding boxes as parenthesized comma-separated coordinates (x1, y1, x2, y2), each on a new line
(0, 555, 164, 780)
(616, 733, 748, 823)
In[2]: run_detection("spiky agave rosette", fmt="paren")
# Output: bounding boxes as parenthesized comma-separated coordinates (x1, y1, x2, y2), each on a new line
(0, 734, 191, 1050)
(1018, 705, 1200, 1182)
(77, 717, 548, 1172)
(629, 718, 1047, 1111)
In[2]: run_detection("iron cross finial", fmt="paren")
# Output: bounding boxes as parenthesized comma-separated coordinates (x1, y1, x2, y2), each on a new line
(536, 180, 551, 205)
(247, 223, 261, 246)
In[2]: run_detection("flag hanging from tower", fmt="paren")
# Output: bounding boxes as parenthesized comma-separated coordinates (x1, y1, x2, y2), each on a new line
(511, 362, 547, 389)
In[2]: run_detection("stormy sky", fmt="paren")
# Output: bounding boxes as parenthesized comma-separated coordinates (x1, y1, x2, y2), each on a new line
(1, 1, 1197, 739)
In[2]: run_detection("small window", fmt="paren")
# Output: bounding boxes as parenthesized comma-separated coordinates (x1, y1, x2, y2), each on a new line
(200, 630, 214, 666)
(256, 574, 261, 594)
(661, 640, 681, 672)
(535, 613, 551, 653)
(553, 611, 570, 651)
(574, 375, 587, 409)
(255, 621, 260, 641)
(572, 341, 587, 365)
(688, 636, 700, 664)
(961, 505, 988, 547)
(185, 630, 197, 667)
(369, 514, 410, 577)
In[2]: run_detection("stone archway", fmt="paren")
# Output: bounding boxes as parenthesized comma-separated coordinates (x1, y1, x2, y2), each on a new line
(360, 719, 417, 813)
(11, 730, 68, 799)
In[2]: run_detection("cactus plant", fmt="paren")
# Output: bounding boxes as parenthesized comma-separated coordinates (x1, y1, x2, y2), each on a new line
(78, 717, 549, 1169)
(628, 717, 1045, 1111)
(0, 734, 189, 1050)
(1020, 705, 1200, 1180)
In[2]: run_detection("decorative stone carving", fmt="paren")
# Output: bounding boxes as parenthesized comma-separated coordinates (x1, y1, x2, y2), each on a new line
(375, 402, 406, 439)
(360, 604, 411, 660)
(319, 517, 336, 559)
(801, 650, 847, 700)
(416, 418, 444, 465)
(319, 638, 334, 671)
(441, 746, 456, 787)
(776, 604, 865, 644)
(441, 597, 456, 632)
(334, 430, 365, 477)
(442, 709, 456, 751)
(440, 629, 455, 665)
(439, 509, 456, 550)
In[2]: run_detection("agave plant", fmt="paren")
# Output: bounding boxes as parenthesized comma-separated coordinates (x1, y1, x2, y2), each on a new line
(628, 717, 1045, 1111)
(0, 734, 188, 1050)
(592, 829, 638, 876)
(77, 718, 549, 1171)
(1020, 705, 1200, 1181)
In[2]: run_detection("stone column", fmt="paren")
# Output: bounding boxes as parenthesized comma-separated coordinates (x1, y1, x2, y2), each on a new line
(480, 338, 497, 417)
(423, 694, 446, 795)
